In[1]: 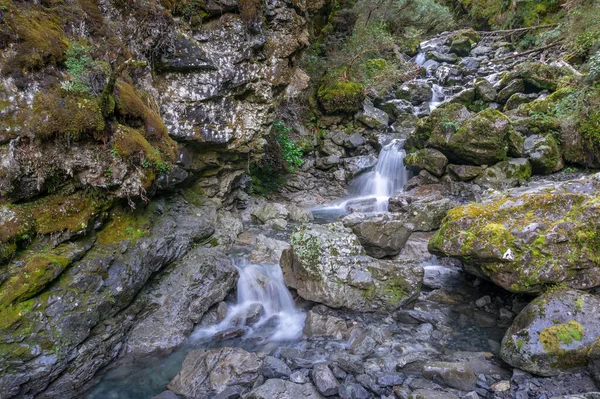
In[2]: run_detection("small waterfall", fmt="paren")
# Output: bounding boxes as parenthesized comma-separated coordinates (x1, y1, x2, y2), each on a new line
(429, 84, 445, 111)
(193, 258, 305, 342)
(313, 140, 408, 217)
(415, 52, 426, 66)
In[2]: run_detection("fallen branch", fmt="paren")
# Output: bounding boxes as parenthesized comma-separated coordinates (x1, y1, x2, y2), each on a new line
(488, 41, 563, 63)
(478, 24, 559, 36)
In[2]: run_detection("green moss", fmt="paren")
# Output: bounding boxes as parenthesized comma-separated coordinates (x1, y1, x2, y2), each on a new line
(317, 78, 364, 114)
(31, 88, 105, 140)
(540, 320, 584, 353)
(96, 207, 150, 246)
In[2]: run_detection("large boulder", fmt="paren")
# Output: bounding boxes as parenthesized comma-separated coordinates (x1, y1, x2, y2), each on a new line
(341, 213, 413, 258)
(475, 78, 497, 102)
(523, 134, 564, 175)
(473, 158, 532, 190)
(406, 103, 472, 151)
(501, 289, 600, 376)
(168, 348, 265, 397)
(390, 185, 455, 232)
(404, 148, 448, 177)
(515, 62, 573, 91)
(396, 81, 433, 105)
(282, 223, 423, 313)
(318, 79, 364, 114)
(356, 99, 389, 128)
(428, 109, 523, 166)
(429, 176, 600, 293)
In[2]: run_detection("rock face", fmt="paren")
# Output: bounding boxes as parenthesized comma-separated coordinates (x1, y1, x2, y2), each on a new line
(501, 289, 600, 376)
(0, 195, 218, 398)
(168, 348, 266, 397)
(282, 223, 423, 313)
(429, 175, 600, 293)
(125, 248, 238, 355)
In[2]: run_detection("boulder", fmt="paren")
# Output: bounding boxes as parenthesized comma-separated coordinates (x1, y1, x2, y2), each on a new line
(311, 363, 340, 396)
(248, 235, 290, 264)
(303, 309, 349, 339)
(342, 213, 413, 258)
(501, 289, 600, 376)
(504, 93, 534, 111)
(473, 158, 532, 190)
(168, 348, 265, 397)
(428, 109, 523, 166)
(523, 134, 563, 175)
(356, 100, 389, 128)
(342, 155, 378, 180)
(446, 164, 482, 182)
(428, 51, 459, 64)
(404, 148, 448, 177)
(245, 379, 324, 399)
(251, 203, 289, 224)
(330, 131, 366, 149)
(449, 35, 473, 57)
(475, 78, 497, 102)
(406, 103, 472, 151)
(497, 79, 525, 103)
(515, 62, 573, 91)
(429, 176, 600, 293)
(389, 186, 455, 232)
(422, 361, 477, 391)
(338, 382, 371, 399)
(379, 99, 415, 119)
(282, 223, 423, 313)
(396, 81, 433, 105)
(410, 390, 459, 399)
(318, 79, 364, 114)
(262, 356, 292, 379)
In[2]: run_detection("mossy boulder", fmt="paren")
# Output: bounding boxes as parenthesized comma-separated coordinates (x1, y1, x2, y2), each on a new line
(318, 79, 364, 114)
(523, 134, 563, 175)
(428, 109, 523, 166)
(449, 36, 473, 57)
(406, 103, 471, 152)
(515, 62, 574, 92)
(396, 81, 433, 105)
(474, 158, 532, 190)
(281, 223, 423, 313)
(501, 289, 600, 376)
(497, 79, 525, 104)
(429, 175, 600, 293)
(474, 78, 496, 102)
(404, 148, 448, 177)
(447, 164, 482, 182)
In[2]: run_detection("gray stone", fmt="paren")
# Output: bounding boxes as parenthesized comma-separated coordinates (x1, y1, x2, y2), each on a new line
(447, 164, 482, 182)
(497, 79, 525, 103)
(428, 51, 459, 64)
(290, 371, 308, 384)
(338, 382, 372, 399)
(377, 373, 405, 387)
(245, 379, 324, 399)
(475, 78, 497, 102)
(282, 223, 423, 313)
(251, 203, 289, 224)
(474, 158, 531, 190)
(302, 309, 349, 339)
(151, 391, 181, 399)
(311, 363, 340, 396)
(397, 81, 434, 105)
(356, 100, 390, 128)
(342, 213, 413, 258)
(422, 361, 478, 391)
(262, 356, 292, 379)
(168, 348, 265, 397)
(523, 134, 563, 175)
(248, 234, 290, 264)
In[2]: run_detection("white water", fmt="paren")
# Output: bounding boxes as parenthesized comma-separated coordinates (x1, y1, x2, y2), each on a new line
(192, 258, 305, 342)
(313, 139, 408, 215)
(429, 84, 445, 111)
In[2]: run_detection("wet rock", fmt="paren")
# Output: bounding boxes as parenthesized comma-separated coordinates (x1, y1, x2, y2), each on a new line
(338, 382, 372, 399)
(423, 361, 478, 391)
(290, 370, 309, 384)
(429, 176, 600, 293)
(396, 81, 433, 105)
(125, 247, 237, 355)
(447, 164, 482, 182)
(342, 213, 413, 258)
(303, 309, 349, 339)
(428, 51, 459, 64)
(312, 363, 340, 396)
(282, 223, 423, 313)
(349, 332, 377, 357)
(377, 372, 405, 387)
(356, 100, 390, 128)
(151, 391, 181, 399)
(404, 148, 448, 177)
(245, 379, 324, 399)
(380, 99, 415, 119)
(332, 352, 365, 375)
(331, 131, 367, 149)
(410, 389, 459, 399)
(168, 348, 265, 397)
(234, 303, 265, 326)
(343, 156, 378, 180)
(459, 57, 480, 73)
(475, 78, 497, 102)
(262, 356, 292, 379)
(523, 134, 563, 175)
(501, 289, 600, 376)
(427, 288, 465, 305)
(213, 327, 248, 340)
(474, 158, 532, 190)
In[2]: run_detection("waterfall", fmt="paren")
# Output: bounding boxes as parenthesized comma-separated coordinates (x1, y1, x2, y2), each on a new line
(429, 84, 445, 111)
(193, 258, 305, 342)
(415, 52, 426, 66)
(313, 139, 408, 217)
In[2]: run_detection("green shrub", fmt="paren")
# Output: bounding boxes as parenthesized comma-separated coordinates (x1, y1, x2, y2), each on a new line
(273, 120, 304, 172)
(61, 42, 97, 94)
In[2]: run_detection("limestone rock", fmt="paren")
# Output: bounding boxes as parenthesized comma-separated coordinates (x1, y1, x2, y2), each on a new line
(475, 78, 497, 102)
(501, 289, 600, 376)
(303, 309, 349, 339)
(282, 223, 423, 313)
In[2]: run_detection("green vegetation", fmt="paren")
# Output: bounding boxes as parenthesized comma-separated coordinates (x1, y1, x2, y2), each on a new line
(274, 121, 304, 172)
(61, 42, 99, 94)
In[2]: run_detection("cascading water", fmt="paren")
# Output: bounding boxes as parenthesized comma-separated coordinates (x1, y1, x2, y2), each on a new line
(313, 139, 409, 219)
(193, 257, 305, 342)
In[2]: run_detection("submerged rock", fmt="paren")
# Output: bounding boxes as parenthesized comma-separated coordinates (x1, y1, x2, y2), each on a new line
(168, 348, 265, 397)
(501, 289, 600, 376)
(282, 223, 423, 313)
(429, 176, 600, 293)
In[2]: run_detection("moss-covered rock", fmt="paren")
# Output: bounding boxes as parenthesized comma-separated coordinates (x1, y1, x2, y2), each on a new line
(474, 158, 532, 189)
(523, 134, 563, 175)
(501, 289, 600, 376)
(428, 109, 523, 166)
(515, 62, 574, 92)
(281, 223, 423, 313)
(317, 78, 364, 114)
(429, 175, 600, 293)
(406, 103, 472, 152)
(404, 148, 448, 177)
